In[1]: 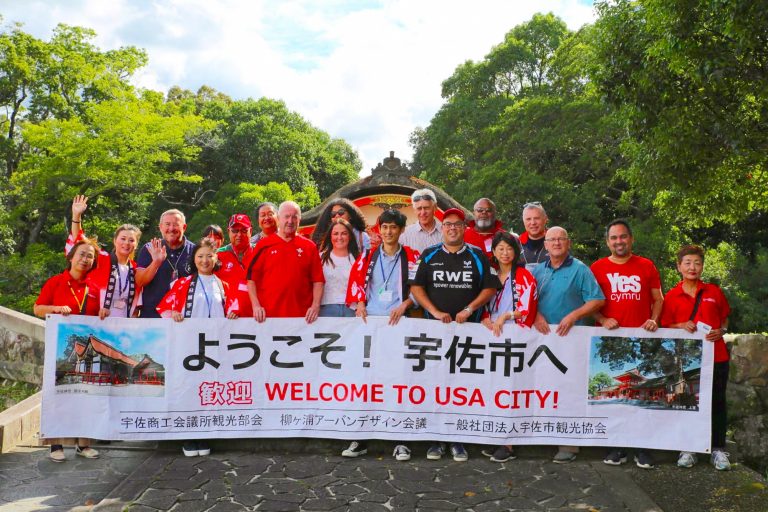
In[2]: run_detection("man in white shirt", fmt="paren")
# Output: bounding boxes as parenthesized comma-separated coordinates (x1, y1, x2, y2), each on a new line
(399, 188, 442, 253)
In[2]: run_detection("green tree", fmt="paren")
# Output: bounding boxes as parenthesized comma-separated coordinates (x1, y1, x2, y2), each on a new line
(185, 181, 318, 239)
(591, 0, 768, 226)
(9, 96, 211, 253)
(595, 336, 702, 392)
(589, 371, 615, 397)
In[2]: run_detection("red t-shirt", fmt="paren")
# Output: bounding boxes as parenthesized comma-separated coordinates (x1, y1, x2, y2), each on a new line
(661, 281, 731, 362)
(36, 270, 101, 316)
(247, 234, 325, 317)
(216, 245, 256, 318)
(591, 255, 661, 327)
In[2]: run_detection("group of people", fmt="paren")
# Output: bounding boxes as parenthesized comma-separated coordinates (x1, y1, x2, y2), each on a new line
(34, 189, 731, 472)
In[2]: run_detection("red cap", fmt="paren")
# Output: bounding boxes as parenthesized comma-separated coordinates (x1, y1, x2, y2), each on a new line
(228, 214, 252, 230)
(442, 208, 466, 221)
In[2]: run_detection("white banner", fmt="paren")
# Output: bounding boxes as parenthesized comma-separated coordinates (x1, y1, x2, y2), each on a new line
(42, 316, 712, 452)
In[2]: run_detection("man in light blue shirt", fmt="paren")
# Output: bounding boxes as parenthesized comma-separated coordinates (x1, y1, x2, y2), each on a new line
(532, 226, 605, 336)
(531, 226, 604, 465)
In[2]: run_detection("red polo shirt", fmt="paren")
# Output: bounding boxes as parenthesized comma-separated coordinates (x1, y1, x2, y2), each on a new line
(247, 234, 324, 317)
(661, 281, 731, 362)
(36, 270, 101, 316)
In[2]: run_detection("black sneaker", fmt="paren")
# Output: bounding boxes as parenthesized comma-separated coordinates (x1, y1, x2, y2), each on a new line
(603, 449, 628, 465)
(490, 445, 516, 463)
(197, 441, 210, 456)
(634, 450, 655, 469)
(182, 441, 199, 457)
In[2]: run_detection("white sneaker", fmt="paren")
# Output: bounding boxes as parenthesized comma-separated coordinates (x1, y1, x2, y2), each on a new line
(677, 451, 697, 468)
(711, 450, 731, 471)
(393, 445, 411, 461)
(341, 441, 367, 458)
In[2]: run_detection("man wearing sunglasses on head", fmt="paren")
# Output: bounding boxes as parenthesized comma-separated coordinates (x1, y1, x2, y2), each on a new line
(464, 198, 506, 260)
(399, 188, 442, 254)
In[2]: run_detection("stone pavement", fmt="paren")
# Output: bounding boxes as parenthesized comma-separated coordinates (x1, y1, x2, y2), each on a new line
(1, 442, 767, 512)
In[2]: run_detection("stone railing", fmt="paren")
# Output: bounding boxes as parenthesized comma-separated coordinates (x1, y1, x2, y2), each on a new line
(0, 306, 45, 386)
(728, 333, 768, 472)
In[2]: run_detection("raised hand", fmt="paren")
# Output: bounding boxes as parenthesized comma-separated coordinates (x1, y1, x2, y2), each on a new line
(72, 195, 89, 219)
(148, 238, 167, 262)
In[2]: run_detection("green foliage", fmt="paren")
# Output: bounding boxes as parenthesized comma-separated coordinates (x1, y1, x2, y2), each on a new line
(186, 181, 319, 239)
(0, 380, 39, 410)
(592, 0, 768, 226)
(0, 244, 63, 315)
(588, 371, 615, 397)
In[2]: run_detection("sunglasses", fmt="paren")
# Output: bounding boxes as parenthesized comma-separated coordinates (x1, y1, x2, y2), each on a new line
(412, 194, 435, 202)
(523, 201, 542, 208)
(331, 208, 347, 217)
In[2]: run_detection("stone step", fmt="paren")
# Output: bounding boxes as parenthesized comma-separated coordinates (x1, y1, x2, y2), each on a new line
(0, 391, 42, 453)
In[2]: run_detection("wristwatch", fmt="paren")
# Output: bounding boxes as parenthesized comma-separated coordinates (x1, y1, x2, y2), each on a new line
(463, 306, 472, 314)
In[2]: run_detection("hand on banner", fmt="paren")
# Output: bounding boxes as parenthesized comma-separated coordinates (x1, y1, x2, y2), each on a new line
(679, 320, 696, 333)
(388, 303, 407, 325)
(432, 310, 452, 323)
(534, 312, 550, 334)
(355, 303, 367, 323)
(601, 317, 620, 329)
(556, 313, 577, 336)
(642, 318, 659, 332)
(226, 312, 238, 319)
(305, 304, 319, 324)
(705, 328, 725, 342)
(172, 311, 184, 322)
(99, 307, 111, 320)
(455, 308, 472, 324)
(253, 306, 266, 323)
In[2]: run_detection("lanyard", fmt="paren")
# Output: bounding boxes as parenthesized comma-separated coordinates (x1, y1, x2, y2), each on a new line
(116, 264, 129, 296)
(378, 247, 401, 291)
(164, 242, 186, 279)
(68, 282, 88, 313)
(492, 275, 509, 313)
(198, 276, 213, 318)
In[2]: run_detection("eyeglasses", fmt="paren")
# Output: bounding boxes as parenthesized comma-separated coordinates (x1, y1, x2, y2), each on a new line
(523, 201, 542, 208)
(229, 228, 248, 235)
(544, 237, 569, 243)
(443, 221, 465, 229)
(474, 207, 493, 214)
(412, 194, 435, 202)
(331, 208, 347, 217)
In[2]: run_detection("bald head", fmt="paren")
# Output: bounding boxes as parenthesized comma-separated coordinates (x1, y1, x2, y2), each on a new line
(544, 226, 570, 259)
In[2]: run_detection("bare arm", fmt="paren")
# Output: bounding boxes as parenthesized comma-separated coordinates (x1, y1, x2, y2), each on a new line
(305, 282, 324, 323)
(71, 195, 88, 239)
(455, 288, 496, 324)
(34, 304, 71, 317)
(247, 279, 265, 322)
(642, 288, 664, 331)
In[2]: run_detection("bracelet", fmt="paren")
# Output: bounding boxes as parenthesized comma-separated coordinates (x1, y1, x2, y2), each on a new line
(72, 220, 81, 224)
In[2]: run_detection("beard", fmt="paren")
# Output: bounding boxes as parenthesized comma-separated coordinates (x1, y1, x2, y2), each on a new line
(475, 218, 494, 230)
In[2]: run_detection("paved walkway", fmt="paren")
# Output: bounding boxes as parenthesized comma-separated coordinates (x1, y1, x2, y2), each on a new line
(1, 443, 766, 511)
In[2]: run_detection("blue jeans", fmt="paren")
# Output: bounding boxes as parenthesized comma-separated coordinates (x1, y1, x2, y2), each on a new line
(319, 304, 355, 317)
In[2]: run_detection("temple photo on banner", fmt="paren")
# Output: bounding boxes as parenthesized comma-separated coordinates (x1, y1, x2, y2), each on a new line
(53, 322, 166, 397)
(588, 335, 702, 411)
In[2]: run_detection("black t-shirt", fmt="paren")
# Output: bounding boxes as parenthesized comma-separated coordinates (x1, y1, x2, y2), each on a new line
(411, 244, 500, 319)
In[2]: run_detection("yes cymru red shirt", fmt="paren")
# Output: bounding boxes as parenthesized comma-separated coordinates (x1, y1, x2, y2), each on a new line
(247, 234, 324, 317)
(661, 281, 731, 362)
(591, 255, 661, 327)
